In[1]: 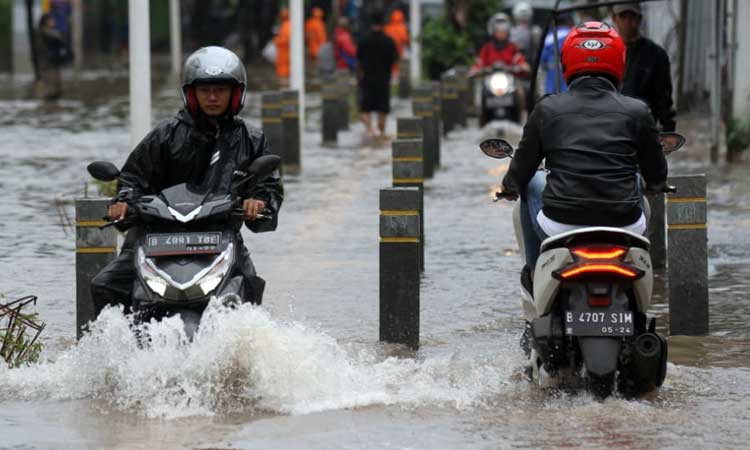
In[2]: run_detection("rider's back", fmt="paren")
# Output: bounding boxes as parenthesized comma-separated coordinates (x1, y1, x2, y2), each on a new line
(510, 75, 666, 227)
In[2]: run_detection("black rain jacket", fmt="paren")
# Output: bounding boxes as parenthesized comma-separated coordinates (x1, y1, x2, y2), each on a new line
(116, 110, 283, 238)
(501, 76, 668, 227)
(621, 36, 676, 132)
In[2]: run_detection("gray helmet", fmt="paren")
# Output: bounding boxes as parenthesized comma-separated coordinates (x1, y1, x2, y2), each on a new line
(181, 46, 247, 116)
(512, 2, 533, 23)
(487, 12, 512, 36)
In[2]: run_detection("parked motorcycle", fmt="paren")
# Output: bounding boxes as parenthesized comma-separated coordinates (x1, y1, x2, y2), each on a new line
(480, 133, 685, 397)
(476, 63, 525, 126)
(87, 155, 281, 339)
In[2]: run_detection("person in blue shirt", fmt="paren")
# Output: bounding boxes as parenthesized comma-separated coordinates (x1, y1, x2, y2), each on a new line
(540, 14, 574, 94)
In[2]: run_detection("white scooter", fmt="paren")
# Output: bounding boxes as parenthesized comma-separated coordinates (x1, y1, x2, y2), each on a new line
(480, 133, 685, 398)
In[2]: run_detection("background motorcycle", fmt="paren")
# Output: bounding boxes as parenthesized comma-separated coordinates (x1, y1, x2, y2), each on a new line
(480, 133, 685, 397)
(87, 155, 280, 339)
(474, 62, 526, 126)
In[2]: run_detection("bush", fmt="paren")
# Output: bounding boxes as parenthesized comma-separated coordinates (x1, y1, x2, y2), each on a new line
(420, 17, 474, 79)
(727, 118, 750, 154)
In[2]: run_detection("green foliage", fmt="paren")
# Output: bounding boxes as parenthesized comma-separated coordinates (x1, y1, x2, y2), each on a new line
(420, 17, 474, 80)
(93, 179, 118, 197)
(464, 0, 507, 49)
(727, 117, 750, 153)
(0, 0, 11, 71)
(420, 0, 508, 79)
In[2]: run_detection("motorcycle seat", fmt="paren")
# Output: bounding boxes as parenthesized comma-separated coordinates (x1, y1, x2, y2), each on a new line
(540, 226, 650, 253)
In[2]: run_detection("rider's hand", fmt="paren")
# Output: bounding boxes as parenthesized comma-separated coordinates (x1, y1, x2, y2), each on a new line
(243, 198, 266, 221)
(108, 202, 128, 220)
(496, 191, 519, 201)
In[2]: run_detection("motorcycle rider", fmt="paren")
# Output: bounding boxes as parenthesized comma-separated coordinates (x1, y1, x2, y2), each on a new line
(90, 46, 283, 316)
(472, 13, 530, 75)
(498, 22, 667, 274)
(510, 2, 541, 67)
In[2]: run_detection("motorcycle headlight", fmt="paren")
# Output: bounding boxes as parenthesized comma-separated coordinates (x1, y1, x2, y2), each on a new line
(196, 244, 233, 295)
(137, 247, 168, 297)
(487, 73, 515, 96)
(137, 244, 234, 298)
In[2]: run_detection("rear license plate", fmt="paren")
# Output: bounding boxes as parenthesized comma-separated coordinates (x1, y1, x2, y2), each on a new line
(565, 311, 634, 337)
(145, 232, 221, 256)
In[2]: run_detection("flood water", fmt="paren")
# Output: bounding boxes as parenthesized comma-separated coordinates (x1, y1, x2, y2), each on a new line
(0, 72, 748, 449)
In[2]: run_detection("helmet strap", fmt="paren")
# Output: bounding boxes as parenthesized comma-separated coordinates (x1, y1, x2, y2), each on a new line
(185, 86, 199, 117)
(231, 84, 244, 116)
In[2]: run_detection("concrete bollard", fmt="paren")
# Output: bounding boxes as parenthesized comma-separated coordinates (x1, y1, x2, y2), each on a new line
(440, 73, 459, 135)
(667, 174, 709, 336)
(647, 193, 667, 269)
(398, 58, 412, 99)
(281, 89, 301, 174)
(411, 88, 436, 179)
(431, 81, 442, 168)
(321, 82, 339, 146)
(261, 92, 284, 163)
(454, 66, 469, 128)
(397, 117, 423, 143)
(379, 187, 421, 350)
(76, 198, 117, 339)
(392, 139, 425, 271)
(335, 71, 351, 131)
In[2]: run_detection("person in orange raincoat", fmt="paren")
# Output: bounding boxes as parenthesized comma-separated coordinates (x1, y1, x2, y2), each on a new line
(274, 8, 291, 79)
(383, 9, 409, 58)
(305, 7, 327, 62)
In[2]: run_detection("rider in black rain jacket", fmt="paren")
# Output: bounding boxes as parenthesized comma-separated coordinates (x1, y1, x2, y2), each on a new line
(91, 46, 283, 316)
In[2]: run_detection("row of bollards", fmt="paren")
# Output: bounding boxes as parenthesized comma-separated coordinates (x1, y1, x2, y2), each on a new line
(380, 81, 455, 350)
(261, 89, 301, 175)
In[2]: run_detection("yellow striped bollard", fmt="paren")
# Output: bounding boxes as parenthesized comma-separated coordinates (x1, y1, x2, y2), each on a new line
(379, 187, 421, 350)
(75, 198, 117, 339)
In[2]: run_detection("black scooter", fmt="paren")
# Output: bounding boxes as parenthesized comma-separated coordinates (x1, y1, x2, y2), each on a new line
(87, 155, 280, 339)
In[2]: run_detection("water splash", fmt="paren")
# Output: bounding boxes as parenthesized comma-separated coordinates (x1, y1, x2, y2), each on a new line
(0, 303, 518, 418)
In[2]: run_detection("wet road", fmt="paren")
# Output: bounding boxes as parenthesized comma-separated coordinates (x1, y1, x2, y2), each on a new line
(0, 74, 749, 449)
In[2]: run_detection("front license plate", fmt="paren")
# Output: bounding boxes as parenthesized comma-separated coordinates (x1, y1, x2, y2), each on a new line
(146, 232, 221, 256)
(565, 311, 634, 337)
(487, 95, 513, 108)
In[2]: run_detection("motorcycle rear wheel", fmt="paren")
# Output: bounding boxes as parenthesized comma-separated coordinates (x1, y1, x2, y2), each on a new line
(586, 372, 615, 399)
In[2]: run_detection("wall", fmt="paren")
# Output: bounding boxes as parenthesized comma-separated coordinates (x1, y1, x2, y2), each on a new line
(733, 0, 750, 117)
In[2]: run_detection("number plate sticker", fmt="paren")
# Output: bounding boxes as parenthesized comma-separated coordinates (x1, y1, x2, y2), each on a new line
(564, 311, 635, 337)
(145, 232, 221, 256)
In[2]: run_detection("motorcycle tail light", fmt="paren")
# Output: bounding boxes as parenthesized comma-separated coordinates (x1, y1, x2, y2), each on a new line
(572, 246, 626, 260)
(587, 296, 612, 307)
(555, 263, 643, 280)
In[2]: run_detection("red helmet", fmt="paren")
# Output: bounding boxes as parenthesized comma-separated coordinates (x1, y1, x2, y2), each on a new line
(561, 21, 625, 84)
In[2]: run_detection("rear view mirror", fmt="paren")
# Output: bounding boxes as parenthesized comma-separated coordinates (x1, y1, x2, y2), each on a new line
(659, 132, 686, 155)
(247, 155, 281, 179)
(480, 138, 514, 159)
(87, 161, 120, 181)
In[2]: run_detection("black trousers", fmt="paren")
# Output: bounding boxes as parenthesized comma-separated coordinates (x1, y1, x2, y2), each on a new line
(90, 244, 262, 317)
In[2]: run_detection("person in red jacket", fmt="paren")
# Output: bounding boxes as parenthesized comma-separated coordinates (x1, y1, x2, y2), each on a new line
(335, 16, 357, 71)
(473, 13, 530, 75)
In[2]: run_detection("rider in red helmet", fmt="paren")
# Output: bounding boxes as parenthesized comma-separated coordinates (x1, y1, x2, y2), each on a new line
(498, 22, 668, 274)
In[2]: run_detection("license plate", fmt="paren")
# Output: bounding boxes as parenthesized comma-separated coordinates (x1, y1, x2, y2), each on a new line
(145, 232, 221, 256)
(487, 96, 513, 108)
(565, 311, 634, 337)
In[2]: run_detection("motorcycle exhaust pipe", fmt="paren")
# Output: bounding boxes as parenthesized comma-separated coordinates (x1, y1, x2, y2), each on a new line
(621, 332, 668, 395)
(633, 333, 661, 358)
